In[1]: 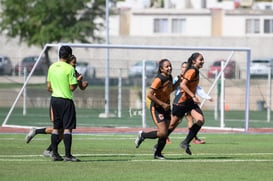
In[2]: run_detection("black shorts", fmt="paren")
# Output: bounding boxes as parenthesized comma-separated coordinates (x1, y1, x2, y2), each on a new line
(172, 99, 203, 118)
(150, 104, 171, 123)
(50, 97, 76, 130)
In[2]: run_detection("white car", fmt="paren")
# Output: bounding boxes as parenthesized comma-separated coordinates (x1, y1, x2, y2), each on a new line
(76, 62, 96, 79)
(128, 60, 158, 78)
(250, 59, 273, 77)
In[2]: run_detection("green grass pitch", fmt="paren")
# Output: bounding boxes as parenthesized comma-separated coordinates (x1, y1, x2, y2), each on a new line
(0, 133, 273, 181)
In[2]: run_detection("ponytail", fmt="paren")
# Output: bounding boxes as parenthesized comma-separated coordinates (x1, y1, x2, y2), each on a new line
(186, 52, 200, 71)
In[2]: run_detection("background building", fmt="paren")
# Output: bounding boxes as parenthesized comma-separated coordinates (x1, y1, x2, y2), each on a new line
(0, 0, 273, 74)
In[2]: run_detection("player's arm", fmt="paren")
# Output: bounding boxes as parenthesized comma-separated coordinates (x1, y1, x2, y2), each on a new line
(47, 81, 52, 92)
(76, 72, 88, 90)
(147, 78, 165, 107)
(173, 74, 182, 91)
(79, 81, 88, 90)
(70, 84, 78, 91)
(76, 74, 83, 81)
(147, 88, 170, 111)
(181, 79, 200, 104)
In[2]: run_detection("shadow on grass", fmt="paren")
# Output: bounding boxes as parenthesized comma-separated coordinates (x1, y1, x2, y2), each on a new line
(76, 154, 236, 162)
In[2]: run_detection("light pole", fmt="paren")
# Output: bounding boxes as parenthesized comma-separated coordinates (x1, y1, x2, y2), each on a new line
(99, 0, 111, 118)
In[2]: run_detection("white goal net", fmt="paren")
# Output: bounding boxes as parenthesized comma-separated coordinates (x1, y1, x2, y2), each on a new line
(2, 43, 256, 131)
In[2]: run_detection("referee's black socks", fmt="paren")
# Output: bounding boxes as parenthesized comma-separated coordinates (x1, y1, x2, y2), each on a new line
(63, 133, 72, 157)
(51, 133, 59, 156)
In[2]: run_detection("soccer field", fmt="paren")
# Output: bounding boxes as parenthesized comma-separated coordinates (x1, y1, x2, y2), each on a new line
(1, 107, 273, 129)
(0, 133, 273, 181)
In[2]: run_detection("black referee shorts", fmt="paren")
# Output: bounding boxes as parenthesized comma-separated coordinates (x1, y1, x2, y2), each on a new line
(50, 97, 76, 130)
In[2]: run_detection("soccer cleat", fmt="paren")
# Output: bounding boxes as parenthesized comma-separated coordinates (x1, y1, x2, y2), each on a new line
(192, 138, 206, 144)
(25, 128, 36, 144)
(43, 150, 52, 157)
(180, 142, 192, 155)
(64, 155, 80, 162)
(52, 154, 63, 161)
(154, 154, 166, 160)
(153, 144, 166, 160)
(135, 131, 144, 148)
(153, 145, 166, 160)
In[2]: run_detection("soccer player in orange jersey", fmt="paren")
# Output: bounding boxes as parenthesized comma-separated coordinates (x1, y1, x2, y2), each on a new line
(170, 52, 206, 155)
(135, 58, 181, 159)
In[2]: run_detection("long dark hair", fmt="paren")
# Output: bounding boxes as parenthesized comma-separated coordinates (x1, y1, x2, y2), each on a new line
(157, 58, 170, 74)
(185, 52, 201, 72)
(67, 54, 76, 64)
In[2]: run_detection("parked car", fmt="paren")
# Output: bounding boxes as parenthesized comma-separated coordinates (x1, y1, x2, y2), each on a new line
(15, 56, 49, 76)
(76, 61, 96, 79)
(0, 56, 13, 75)
(128, 60, 158, 78)
(207, 59, 239, 79)
(250, 58, 273, 77)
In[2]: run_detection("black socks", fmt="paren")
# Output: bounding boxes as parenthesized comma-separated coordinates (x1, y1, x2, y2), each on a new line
(36, 128, 46, 134)
(51, 133, 59, 156)
(142, 131, 157, 139)
(46, 137, 62, 152)
(63, 133, 72, 157)
(183, 123, 201, 144)
(155, 138, 167, 155)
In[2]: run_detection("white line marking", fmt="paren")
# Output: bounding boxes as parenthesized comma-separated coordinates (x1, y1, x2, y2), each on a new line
(131, 159, 273, 163)
(0, 153, 273, 163)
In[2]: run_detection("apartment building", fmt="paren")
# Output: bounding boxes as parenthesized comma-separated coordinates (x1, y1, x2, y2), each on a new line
(1, 0, 273, 70)
(112, 0, 273, 37)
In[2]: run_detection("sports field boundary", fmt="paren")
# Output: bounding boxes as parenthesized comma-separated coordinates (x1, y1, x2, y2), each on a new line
(1, 153, 273, 163)
(1, 126, 273, 134)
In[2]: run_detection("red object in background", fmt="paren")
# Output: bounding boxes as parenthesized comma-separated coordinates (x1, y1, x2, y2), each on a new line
(234, 0, 240, 9)
(207, 59, 237, 79)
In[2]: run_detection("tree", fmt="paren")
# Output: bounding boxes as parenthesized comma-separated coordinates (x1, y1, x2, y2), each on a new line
(0, 0, 109, 67)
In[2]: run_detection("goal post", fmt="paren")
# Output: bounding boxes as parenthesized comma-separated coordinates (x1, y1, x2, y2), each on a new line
(2, 45, 50, 128)
(200, 51, 234, 128)
(2, 43, 252, 131)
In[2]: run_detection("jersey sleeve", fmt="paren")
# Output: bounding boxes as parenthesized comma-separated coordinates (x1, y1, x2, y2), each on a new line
(69, 67, 78, 85)
(150, 77, 161, 90)
(183, 69, 196, 80)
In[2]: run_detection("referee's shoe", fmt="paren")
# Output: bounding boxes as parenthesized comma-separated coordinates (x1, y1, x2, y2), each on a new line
(64, 155, 80, 162)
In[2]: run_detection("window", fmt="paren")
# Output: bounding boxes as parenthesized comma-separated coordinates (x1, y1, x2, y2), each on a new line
(264, 19, 273, 34)
(171, 19, 185, 33)
(153, 18, 186, 34)
(245, 19, 260, 34)
(154, 18, 168, 33)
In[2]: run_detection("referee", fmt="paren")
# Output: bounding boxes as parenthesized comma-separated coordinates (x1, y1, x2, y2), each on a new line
(47, 46, 80, 162)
